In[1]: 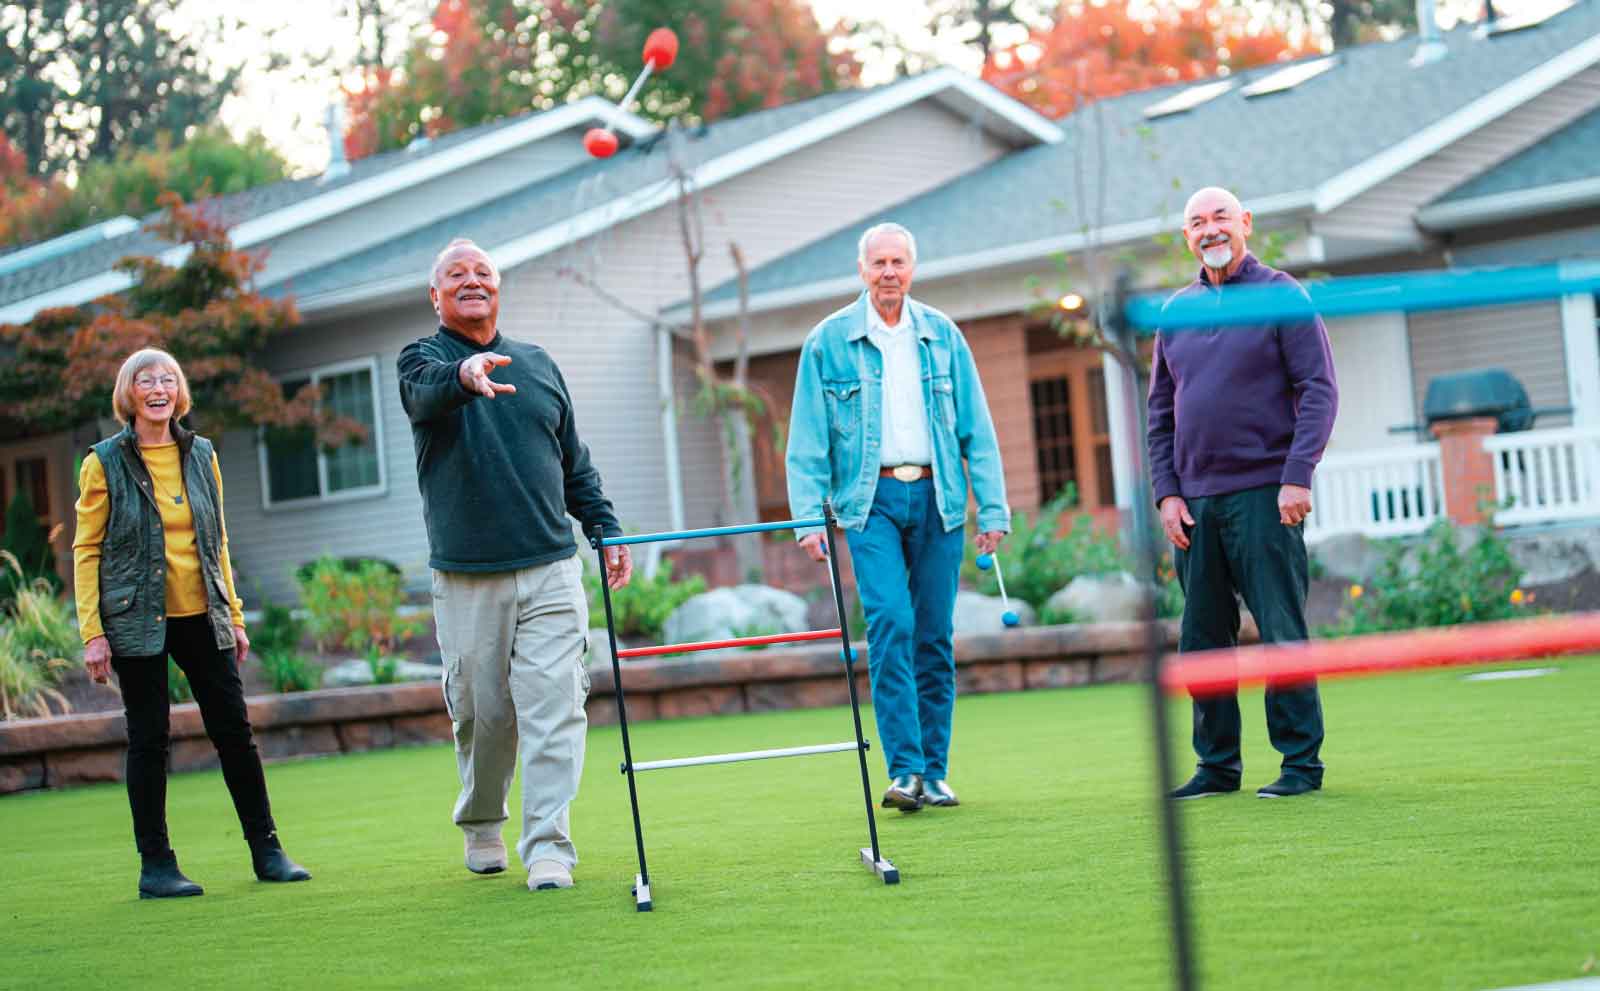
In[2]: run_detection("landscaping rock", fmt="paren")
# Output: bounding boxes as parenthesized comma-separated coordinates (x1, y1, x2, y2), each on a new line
(663, 585, 809, 645)
(1311, 532, 1389, 583)
(322, 658, 443, 688)
(952, 590, 1036, 633)
(1506, 532, 1592, 586)
(1044, 572, 1146, 624)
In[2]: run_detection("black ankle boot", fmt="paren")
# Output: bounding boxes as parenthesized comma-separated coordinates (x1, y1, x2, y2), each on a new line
(138, 851, 204, 899)
(249, 833, 311, 883)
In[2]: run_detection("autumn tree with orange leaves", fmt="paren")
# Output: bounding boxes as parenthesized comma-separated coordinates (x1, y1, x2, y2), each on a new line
(0, 194, 363, 447)
(344, 0, 860, 160)
(982, 0, 1316, 118)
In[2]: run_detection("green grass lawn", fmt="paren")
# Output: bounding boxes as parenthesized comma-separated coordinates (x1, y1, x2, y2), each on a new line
(3, 661, 1597, 990)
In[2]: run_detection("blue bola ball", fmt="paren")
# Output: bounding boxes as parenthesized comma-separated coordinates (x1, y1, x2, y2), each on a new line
(976, 554, 994, 571)
(1002, 611, 1020, 628)
(840, 646, 858, 663)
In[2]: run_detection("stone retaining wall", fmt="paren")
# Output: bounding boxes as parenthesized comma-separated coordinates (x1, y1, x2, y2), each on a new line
(0, 620, 1220, 795)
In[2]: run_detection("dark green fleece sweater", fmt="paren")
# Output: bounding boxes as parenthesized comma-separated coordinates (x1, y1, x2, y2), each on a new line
(397, 325, 621, 572)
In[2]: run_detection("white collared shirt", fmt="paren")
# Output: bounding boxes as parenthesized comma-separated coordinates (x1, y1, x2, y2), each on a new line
(867, 299, 932, 467)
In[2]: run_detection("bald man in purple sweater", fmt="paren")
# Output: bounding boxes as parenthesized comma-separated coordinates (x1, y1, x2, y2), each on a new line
(1148, 187, 1338, 801)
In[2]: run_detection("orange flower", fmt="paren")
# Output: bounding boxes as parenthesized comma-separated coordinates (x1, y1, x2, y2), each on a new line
(1510, 589, 1525, 605)
(1348, 584, 1363, 600)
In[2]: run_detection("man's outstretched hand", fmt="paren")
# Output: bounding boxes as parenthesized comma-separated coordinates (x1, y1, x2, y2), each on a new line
(459, 353, 516, 398)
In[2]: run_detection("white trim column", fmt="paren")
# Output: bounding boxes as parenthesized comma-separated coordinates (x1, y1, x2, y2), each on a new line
(1559, 289, 1599, 425)
(1102, 351, 1136, 510)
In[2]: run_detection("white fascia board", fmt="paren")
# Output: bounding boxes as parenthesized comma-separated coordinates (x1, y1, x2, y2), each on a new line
(1417, 175, 1600, 230)
(1314, 30, 1600, 214)
(1, 97, 646, 325)
(930, 70, 1064, 146)
(229, 97, 650, 249)
(300, 72, 1060, 317)
(679, 191, 1315, 323)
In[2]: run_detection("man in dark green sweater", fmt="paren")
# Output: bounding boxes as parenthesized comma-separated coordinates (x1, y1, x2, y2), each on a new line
(398, 237, 632, 893)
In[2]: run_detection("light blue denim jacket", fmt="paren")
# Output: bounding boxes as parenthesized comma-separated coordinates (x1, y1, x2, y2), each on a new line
(786, 292, 1010, 535)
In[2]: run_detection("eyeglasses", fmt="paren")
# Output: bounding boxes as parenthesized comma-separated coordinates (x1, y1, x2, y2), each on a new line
(134, 374, 178, 390)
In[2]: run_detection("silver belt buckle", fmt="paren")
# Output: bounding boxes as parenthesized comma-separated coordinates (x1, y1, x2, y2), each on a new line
(891, 464, 923, 483)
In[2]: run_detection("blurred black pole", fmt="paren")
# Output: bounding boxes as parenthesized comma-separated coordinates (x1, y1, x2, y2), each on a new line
(1104, 270, 1198, 991)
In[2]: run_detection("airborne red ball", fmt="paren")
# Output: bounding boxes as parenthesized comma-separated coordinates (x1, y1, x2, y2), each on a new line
(583, 128, 619, 159)
(642, 27, 678, 70)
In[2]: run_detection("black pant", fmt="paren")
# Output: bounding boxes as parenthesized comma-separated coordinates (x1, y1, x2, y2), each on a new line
(111, 615, 276, 858)
(1174, 484, 1325, 786)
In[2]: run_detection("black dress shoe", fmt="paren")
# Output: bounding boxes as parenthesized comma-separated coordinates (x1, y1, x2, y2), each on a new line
(1257, 775, 1320, 798)
(1169, 773, 1240, 800)
(250, 834, 312, 883)
(139, 851, 204, 899)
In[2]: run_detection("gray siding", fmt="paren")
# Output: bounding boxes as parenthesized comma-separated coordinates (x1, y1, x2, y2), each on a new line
(1317, 66, 1600, 247)
(1407, 300, 1569, 426)
(220, 300, 432, 604)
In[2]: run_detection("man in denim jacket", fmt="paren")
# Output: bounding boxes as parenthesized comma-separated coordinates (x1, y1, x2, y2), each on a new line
(787, 222, 1010, 812)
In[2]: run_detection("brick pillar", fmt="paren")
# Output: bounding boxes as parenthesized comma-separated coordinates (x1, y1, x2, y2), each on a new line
(1431, 416, 1498, 526)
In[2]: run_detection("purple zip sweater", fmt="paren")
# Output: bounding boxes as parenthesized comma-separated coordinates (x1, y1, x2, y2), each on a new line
(1146, 253, 1338, 505)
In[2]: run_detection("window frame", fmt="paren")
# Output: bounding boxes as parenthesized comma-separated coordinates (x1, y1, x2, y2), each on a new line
(257, 355, 387, 511)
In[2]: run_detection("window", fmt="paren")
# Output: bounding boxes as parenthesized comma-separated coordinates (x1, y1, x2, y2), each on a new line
(15, 457, 49, 523)
(259, 357, 385, 508)
(1031, 376, 1078, 505)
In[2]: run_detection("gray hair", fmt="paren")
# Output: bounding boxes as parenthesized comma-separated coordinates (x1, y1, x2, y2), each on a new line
(429, 237, 499, 288)
(857, 222, 917, 266)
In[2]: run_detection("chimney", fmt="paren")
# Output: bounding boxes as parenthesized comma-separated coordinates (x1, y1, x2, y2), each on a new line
(1412, 0, 1449, 65)
(322, 102, 351, 182)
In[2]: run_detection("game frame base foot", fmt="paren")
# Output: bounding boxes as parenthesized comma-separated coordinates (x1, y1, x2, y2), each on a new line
(632, 874, 653, 911)
(859, 847, 899, 884)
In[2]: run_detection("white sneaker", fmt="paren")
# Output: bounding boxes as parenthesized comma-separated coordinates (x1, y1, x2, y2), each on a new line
(464, 835, 507, 875)
(527, 860, 573, 891)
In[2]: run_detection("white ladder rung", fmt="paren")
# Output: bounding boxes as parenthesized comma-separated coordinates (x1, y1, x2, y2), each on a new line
(629, 741, 862, 772)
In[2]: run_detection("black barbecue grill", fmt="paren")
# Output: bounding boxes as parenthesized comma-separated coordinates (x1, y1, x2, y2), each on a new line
(1391, 368, 1571, 436)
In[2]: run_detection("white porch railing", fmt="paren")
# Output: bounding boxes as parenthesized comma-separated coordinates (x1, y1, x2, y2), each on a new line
(1486, 426, 1600, 526)
(1306, 443, 1444, 542)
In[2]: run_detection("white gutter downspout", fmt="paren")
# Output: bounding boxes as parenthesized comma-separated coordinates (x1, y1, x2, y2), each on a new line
(658, 325, 686, 533)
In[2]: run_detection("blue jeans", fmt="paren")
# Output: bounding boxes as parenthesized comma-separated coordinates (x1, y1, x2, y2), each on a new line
(845, 478, 965, 780)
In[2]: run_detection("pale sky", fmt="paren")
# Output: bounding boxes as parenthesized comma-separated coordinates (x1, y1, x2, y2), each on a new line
(177, 0, 1545, 175)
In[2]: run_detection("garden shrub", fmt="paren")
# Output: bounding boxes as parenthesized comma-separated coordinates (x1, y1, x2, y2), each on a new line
(295, 555, 424, 660)
(1321, 522, 1529, 637)
(585, 557, 705, 642)
(0, 553, 77, 719)
(961, 486, 1125, 610)
(254, 602, 319, 692)
(1, 489, 61, 604)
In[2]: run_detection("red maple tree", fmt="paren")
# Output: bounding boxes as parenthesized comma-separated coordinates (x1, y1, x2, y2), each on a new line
(0, 194, 363, 445)
(982, 0, 1317, 118)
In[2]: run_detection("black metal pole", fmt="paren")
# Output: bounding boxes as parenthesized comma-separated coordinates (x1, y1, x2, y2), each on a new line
(592, 527, 650, 890)
(821, 500, 883, 865)
(1106, 272, 1198, 991)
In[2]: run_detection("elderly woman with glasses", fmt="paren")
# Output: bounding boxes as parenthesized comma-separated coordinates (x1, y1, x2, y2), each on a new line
(73, 348, 311, 899)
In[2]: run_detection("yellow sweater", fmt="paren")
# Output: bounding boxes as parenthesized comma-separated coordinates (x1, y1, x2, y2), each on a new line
(72, 443, 245, 644)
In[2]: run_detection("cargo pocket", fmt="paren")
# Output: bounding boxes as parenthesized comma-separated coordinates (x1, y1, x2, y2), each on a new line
(441, 654, 471, 722)
(567, 556, 593, 706)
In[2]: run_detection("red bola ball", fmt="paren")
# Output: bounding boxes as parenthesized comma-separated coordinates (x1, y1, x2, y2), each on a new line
(642, 27, 678, 70)
(583, 128, 619, 159)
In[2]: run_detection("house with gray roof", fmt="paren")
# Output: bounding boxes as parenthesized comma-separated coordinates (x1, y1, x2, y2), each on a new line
(4, 0, 1600, 599)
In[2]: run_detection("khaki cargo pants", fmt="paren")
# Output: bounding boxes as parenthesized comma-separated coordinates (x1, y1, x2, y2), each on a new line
(432, 554, 591, 871)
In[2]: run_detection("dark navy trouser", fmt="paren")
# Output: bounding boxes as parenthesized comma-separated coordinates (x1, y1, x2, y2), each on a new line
(1174, 484, 1325, 786)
